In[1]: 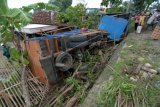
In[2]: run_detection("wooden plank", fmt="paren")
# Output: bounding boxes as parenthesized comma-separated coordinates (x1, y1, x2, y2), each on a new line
(54, 38, 60, 52)
(45, 39, 51, 55)
(80, 30, 107, 36)
(1, 93, 14, 107)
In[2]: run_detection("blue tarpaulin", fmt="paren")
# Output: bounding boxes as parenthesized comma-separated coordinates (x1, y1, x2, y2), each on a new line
(26, 29, 83, 41)
(98, 15, 128, 41)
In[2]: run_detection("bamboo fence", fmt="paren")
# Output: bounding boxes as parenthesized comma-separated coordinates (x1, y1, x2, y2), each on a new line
(0, 51, 46, 107)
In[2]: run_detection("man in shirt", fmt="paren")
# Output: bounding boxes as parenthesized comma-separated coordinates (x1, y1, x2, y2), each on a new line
(1, 44, 10, 60)
(134, 13, 140, 31)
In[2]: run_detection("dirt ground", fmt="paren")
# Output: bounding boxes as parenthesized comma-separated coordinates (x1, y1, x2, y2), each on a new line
(80, 31, 160, 107)
(1, 31, 160, 106)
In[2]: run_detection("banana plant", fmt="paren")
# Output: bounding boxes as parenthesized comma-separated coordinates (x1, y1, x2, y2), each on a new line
(0, 1, 59, 107)
(0, 0, 59, 64)
(0, 0, 9, 15)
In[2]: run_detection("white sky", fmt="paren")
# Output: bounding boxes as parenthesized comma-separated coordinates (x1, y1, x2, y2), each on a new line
(8, 0, 103, 8)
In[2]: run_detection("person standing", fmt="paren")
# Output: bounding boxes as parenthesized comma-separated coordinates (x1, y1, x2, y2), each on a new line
(139, 13, 146, 31)
(134, 14, 140, 31)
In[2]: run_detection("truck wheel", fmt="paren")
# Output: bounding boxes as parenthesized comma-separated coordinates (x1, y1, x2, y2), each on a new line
(55, 52, 73, 71)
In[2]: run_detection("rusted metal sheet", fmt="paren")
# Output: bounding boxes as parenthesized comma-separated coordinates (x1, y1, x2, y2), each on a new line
(25, 41, 48, 84)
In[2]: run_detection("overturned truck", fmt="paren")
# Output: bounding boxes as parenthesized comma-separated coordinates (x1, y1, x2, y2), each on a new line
(19, 13, 129, 85)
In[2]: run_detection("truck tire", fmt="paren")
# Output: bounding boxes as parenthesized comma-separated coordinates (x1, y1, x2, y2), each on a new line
(55, 52, 73, 71)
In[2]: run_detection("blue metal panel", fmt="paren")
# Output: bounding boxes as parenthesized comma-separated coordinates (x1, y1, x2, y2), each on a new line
(25, 35, 55, 41)
(98, 15, 128, 41)
(55, 29, 81, 37)
(25, 29, 94, 41)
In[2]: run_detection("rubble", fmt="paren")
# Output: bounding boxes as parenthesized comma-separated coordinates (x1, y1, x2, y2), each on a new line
(130, 63, 158, 81)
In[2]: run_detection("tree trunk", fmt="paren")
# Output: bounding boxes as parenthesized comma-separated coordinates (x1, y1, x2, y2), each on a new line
(126, 0, 131, 13)
(145, 4, 150, 12)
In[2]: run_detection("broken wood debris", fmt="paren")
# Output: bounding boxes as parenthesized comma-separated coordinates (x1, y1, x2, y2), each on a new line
(129, 63, 158, 81)
(0, 52, 45, 107)
(65, 96, 78, 107)
(0, 41, 115, 107)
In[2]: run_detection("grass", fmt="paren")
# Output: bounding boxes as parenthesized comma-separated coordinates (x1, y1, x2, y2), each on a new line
(120, 36, 160, 69)
(65, 76, 86, 100)
(97, 35, 160, 107)
(128, 20, 135, 33)
(97, 72, 160, 107)
(58, 46, 114, 106)
(53, 52, 103, 106)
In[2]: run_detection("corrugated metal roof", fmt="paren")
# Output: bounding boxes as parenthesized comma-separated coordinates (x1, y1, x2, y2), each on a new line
(98, 15, 128, 41)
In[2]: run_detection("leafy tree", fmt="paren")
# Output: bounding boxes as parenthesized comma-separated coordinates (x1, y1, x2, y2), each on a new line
(101, 0, 158, 13)
(58, 4, 100, 29)
(133, 0, 158, 12)
(101, 0, 125, 13)
(22, 2, 59, 13)
(0, 2, 58, 45)
(132, 0, 145, 12)
(48, 0, 72, 11)
(58, 3, 86, 27)
(0, 2, 58, 63)
(101, 0, 122, 8)
(107, 6, 127, 13)
(0, 0, 9, 14)
(0, 1, 31, 45)
(145, 0, 158, 11)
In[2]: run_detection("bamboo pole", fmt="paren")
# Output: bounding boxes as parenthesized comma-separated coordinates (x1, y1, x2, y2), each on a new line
(0, 51, 45, 106)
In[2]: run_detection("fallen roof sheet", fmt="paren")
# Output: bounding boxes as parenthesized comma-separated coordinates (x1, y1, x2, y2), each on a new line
(20, 24, 58, 34)
(98, 15, 128, 41)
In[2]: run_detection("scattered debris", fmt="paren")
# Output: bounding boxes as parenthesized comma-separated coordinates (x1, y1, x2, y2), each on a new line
(152, 25, 160, 40)
(65, 96, 78, 107)
(128, 63, 158, 81)
(0, 52, 45, 107)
